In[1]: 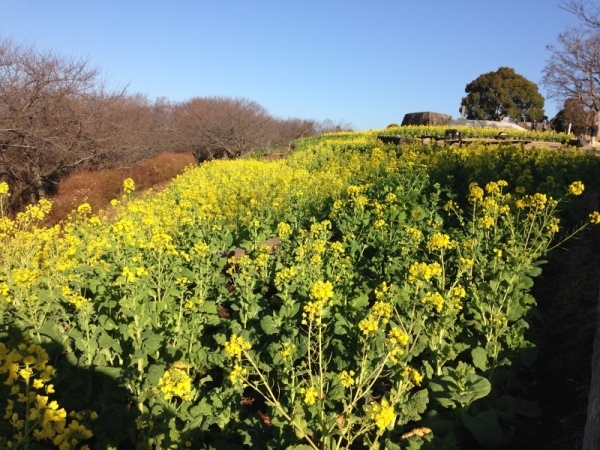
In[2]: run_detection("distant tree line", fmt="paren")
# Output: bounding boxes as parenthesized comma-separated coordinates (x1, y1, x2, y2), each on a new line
(0, 38, 348, 212)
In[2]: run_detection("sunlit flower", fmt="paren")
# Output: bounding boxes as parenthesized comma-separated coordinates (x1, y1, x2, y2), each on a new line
(359, 315, 379, 336)
(301, 386, 319, 405)
(568, 181, 585, 196)
(339, 370, 355, 388)
(123, 178, 136, 194)
(224, 334, 251, 359)
(426, 233, 452, 251)
(468, 183, 484, 202)
(421, 291, 444, 313)
(0, 182, 10, 196)
(368, 398, 395, 430)
(229, 364, 248, 385)
(402, 366, 423, 386)
(158, 367, 193, 401)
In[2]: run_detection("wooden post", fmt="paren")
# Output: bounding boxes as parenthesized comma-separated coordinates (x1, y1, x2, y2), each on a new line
(583, 284, 600, 449)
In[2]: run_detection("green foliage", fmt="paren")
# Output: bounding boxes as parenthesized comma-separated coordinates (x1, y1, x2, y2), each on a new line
(461, 67, 545, 122)
(0, 133, 599, 449)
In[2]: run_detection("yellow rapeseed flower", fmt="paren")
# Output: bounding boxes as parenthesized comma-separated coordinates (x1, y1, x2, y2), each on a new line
(359, 315, 379, 336)
(468, 183, 484, 202)
(310, 280, 334, 302)
(301, 386, 319, 405)
(421, 292, 444, 313)
(224, 334, 252, 359)
(229, 364, 248, 385)
(339, 370, 356, 388)
(157, 367, 193, 401)
(123, 178, 136, 194)
(372, 301, 392, 323)
(280, 342, 296, 360)
(568, 181, 585, 196)
(426, 233, 452, 251)
(368, 398, 395, 431)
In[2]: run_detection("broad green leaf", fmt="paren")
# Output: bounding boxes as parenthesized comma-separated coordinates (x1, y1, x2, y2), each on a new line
(471, 347, 488, 371)
(146, 364, 165, 386)
(260, 315, 280, 335)
(142, 330, 163, 354)
(401, 389, 429, 422)
(461, 410, 504, 447)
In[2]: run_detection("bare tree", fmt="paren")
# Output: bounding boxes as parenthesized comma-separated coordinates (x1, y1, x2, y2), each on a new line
(172, 96, 276, 161)
(560, 0, 600, 29)
(0, 38, 129, 211)
(541, 27, 600, 129)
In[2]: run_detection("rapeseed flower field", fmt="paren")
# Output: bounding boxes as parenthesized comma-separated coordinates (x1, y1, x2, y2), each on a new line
(0, 129, 599, 449)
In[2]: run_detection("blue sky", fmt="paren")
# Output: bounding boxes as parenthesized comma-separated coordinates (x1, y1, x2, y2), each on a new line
(0, 1, 583, 130)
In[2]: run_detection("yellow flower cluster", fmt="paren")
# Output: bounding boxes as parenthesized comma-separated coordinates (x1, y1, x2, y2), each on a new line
(76, 203, 92, 215)
(468, 183, 484, 202)
(568, 181, 585, 196)
(280, 342, 296, 360)
(0, 181, 9, 196)
(277, 221, 293, 239)
(157, 366, 193, 401)
(372, 301, 392, 323)
(368, 398, 395, 431)
(229, 364, 248, 385)
(421, 291, 445, 313)
(402, 366, 424, 386)
(302, 280, 335, 326)
(301, 386, 319, 405)
(274, 267, 298, 288)
(426, 232, 453, 251)
(224, 334, 252, 359)
(374, 281, 390, 299)
(358, 315, 379, 337)
(0, 339, 95, 449)
(387, 327, 409, 364)
(485, 180, 508, 194)
(388, 328, 409, 346)
(310, 279, 334, 302)
(516, 193, 551, 210)
(408, 261, 442, 284)
(123, 178, 136, 194)
(590, 211, 600, 225)
(339, 370, 356, 388)
(406, 227, 422, 243)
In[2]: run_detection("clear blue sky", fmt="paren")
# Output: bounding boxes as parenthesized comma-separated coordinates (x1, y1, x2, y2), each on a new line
(0, 1, 583, 130)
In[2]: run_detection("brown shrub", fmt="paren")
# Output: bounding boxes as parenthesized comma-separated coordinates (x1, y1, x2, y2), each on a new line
(46, 169, 125, 223)
(46, 152, 195, 224)
(128, 152, 196, 191)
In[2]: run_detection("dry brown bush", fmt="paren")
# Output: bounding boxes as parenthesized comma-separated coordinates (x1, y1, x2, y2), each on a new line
(46, 152, 195, 224)
(128, 152, 196, 191)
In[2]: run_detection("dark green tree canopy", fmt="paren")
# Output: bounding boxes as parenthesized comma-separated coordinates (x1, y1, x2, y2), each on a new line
(460, 67, 545, 121)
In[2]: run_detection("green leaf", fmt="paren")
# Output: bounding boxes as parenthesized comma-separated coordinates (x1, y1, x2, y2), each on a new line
(146, 364, 165, 386)
(260, 315, 280, 335)
(333, 313, 352, 335)
(189, 398, 213, 417)
(463, 374, 492, 404)
(142, 330, 163, 354)
(471, 347, 488, 371)
(351, 294, 369, 309)
(401, 389, 429, 422)
(461, 410, 504, 447)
